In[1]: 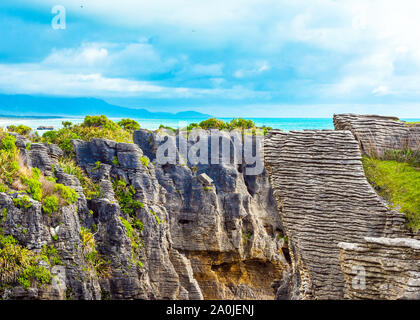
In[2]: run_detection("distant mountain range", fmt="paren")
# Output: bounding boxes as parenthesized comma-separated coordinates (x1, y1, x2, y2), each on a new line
(0, 94, 212, 119)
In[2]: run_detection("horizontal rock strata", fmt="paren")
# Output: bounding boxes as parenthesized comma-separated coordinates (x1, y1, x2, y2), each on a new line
(334, 113, 420, 156)
(338, 237, 420, 299)
(264, 129, 411, 299)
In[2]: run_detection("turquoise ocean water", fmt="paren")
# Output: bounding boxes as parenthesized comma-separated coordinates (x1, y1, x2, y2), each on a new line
(0, 117, 419, 133)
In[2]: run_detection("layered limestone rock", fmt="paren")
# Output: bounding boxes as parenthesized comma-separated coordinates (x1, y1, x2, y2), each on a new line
(334, 113, 420, 156)
(264, 129, 417, 299)
(1, 130, 287, 300)
(1, 139, 101, 300)
(338, 237, 420, 299)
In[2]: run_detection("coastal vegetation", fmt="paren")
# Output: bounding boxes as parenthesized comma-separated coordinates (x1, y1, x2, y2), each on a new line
(0, 233, 54, 290)
(41, 115, 136, 154)
(363, 150, 420, 232)
(185, 117, 272, 134)
(79, 227, 111, 278)
(0, 130, 78, 215)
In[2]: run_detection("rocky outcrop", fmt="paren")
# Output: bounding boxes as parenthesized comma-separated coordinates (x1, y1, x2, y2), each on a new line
(338, 237, 420, 299)
(0, 155, 101, 299)
(76, 131, 287, 300)
(264, 129, 418, 299)
(4, 113, 419, 300)
(334, 113, 420, 156)
(1, 130, 287, 300)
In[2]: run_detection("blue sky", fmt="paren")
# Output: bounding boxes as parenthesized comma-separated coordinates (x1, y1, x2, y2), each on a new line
(1, 0, 420, 117)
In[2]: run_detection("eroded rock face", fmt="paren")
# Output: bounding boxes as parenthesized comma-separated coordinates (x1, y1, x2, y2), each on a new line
(334, 113, 420, 156)
(0, 163, 101, 300)
(1, 130, 287, 300)
(263, 129, 417, 299)
(338, 237, 420, 299)
(74, 131, 287, 300)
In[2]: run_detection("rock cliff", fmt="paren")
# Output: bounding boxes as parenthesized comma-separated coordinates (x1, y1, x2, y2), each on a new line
(264, 115, 419, 300)
(0, 130, 287, 300)
(2, 113, 419, 300)
(334, 113, 420, 156)
(338, 237, 420, 299)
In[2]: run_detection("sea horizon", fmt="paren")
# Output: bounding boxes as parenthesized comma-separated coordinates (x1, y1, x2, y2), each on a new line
(1, 115, 419, 133)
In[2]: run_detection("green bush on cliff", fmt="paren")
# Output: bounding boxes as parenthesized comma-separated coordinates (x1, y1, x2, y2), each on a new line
(13, 195, 33, 209)
(20, 168, 43, 201)
(0, 233, 53, 290)
(7, 125, 32, 137)
(140, 156, 149, 168)
(40, 245, 62, 266)
(118, 119, 140, 132)
(119, 216, 143, 268)
(186, 118, 256, 131)
(112, 179, 144, 216)
(17, 265, 52, 290)
(54, 184, 78, 205)
(58, 157, 100, 200)
(185, 117, 273, 135)
(0, 132, 20, 185)
(79, 227, 111, 278)
(363, 157, 420, 232)
(42, 195, 59, 214)
(41, 115, 133, 154)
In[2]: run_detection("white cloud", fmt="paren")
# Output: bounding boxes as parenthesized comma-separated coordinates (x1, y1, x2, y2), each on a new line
(233, 61, 270, 78)
(9, 0, 420, 105)
(41, 41, 177, 77)
(190, 64, 223, 76)
(372, 86, 390, 96)
(43, 45, 109, 68)
(0, 63, 267, 100)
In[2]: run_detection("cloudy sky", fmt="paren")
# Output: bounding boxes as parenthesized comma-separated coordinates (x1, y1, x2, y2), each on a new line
(1, 0, 420, 117)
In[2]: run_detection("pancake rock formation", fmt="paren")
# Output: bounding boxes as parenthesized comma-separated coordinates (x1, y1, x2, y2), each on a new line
(334, 113, 420, 157)
(264, 124, 419, 299)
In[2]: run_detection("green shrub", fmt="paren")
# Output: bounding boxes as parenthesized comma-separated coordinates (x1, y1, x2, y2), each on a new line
(132, 217, 144, 233)
(112, 156, 119, 166)
(112, 179, 144, 216)
(149, 210, 162, 225)
(79, 227, 110, 278)
(119, 216, 143, 268)
(93, 161, 102, 171)
(21, 168, 43, 201)
(1, 208, 7, 223)
(83, 115, 119, 130)
(58, 157, 100, 199)
(42, 195, 59, 214)
(158, 125, 176, 132)
(7, 125, 32, 137)
(0, 234, 34, 284)
(17, 265, 52, 290)
(118, 119, 140, 132)
(0, 141, 20, 183)
(140, 156, 149, 168)
(363, 157, 420, 232)
(54, 184, 78, 204)
(42, 115, 132, 154)
(13, 195, 33, 209)
(1, 134, 17, 153)
(40, 245, 62, 266)
(62, 121, 72, 128)
(0, 234, 53, 290)
(186, 118, 256, 131)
